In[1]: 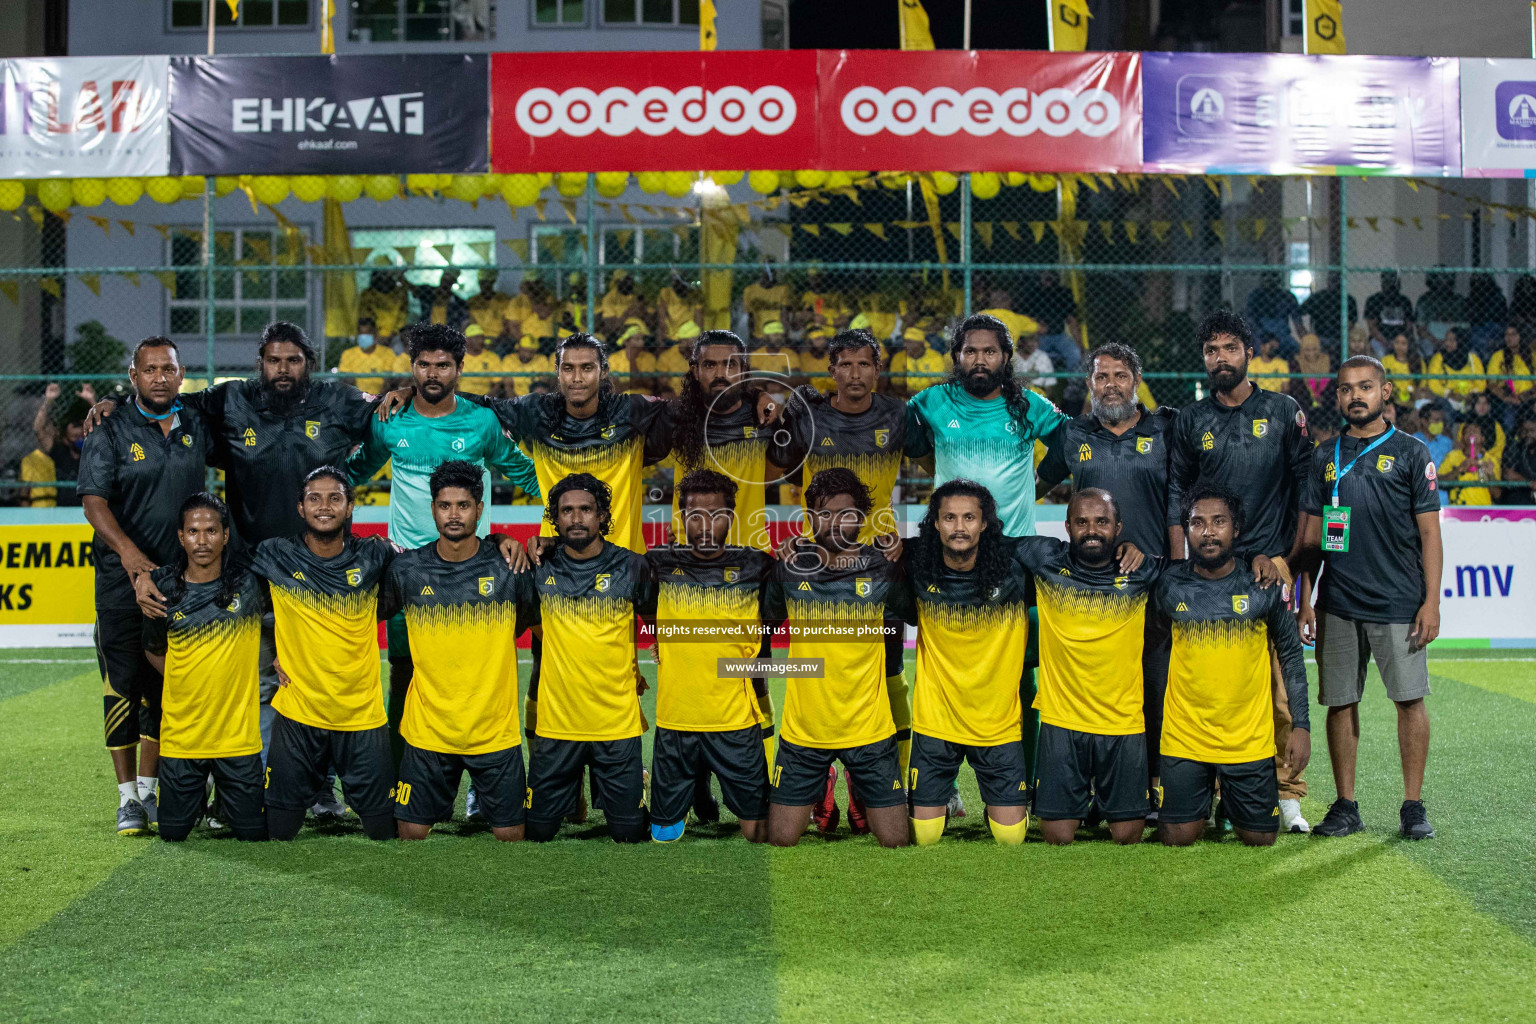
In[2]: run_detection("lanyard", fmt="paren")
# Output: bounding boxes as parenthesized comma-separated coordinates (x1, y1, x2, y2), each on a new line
(1332, 425, 1395, 506)
(135, 399, 181, 422)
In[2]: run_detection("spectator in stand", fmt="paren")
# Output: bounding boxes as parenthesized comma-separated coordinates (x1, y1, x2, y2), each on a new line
(887, 327, 947, 397)
(413, 268, 469, 331)
(656, 272, 700, 344)
(977, 287, 1036, 352)
(1019, 270, 1082, 372)
(655, 321, 697, 389)
(1295, 333, 1335, 402)
(504, 278, 560, 352)
(741, 261, 789, 337)
(1501, 412, 1536, 505)
(1348, 326, 1373, 360)
(459, 324, 504, 397)
(1439, 421, 1499, 505)
(467, 270, 512, 346)
(505, 336, 553, 397)
(1364, 271, 1415, 356)
(1307, 407, 1340, 449)
(608, 322, 657, 396)
(1426, 327, 1485, 407)
(1509, 274, 1536, 337)
(1246, 272, 1302, 359)
(1011, 321, 1056, 394)
(1299, 272, 1358, 348)
(357, 269, 410, 347)
(21, 381, 94, 507)
(1466, 273, 1509, 356)
(597, 270, 648, 338)
(1462, 392, 1507, 467)
(1250, 334, 1292, 392)
(1486, 325, 1532, 425)
(1416, 269, 1465, 353)
(795, 326, 834, 394)
(333, 316, 399, 396)
(1413, 401, 1455, 465)
(1381, 333, 1422, 406)
(794, 266, 849, 333)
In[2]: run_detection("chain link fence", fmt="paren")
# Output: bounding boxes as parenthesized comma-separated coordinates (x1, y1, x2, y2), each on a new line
(3, 171, 1534, 506)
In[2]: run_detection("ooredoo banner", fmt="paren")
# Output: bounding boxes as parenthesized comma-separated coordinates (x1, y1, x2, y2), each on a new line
(0, 56, 169, 179)
(816, 50, 1142, 172)
(1459, 58, 1536, 177)
(169, 54, 488, 175)
(1142, 52, 1461, 176)
(490, 50, 818, 172)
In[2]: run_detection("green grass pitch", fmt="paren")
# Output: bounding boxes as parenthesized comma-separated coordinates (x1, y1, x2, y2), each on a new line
(2, 648, 1535, 1023)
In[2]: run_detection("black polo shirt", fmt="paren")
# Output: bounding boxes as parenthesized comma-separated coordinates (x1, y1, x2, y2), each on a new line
(184, 379, 376, 546)
(1303, 426, 1440, 624)
(1038, 405, 1177, 558)
(76, 400, 212, 607)
(1167, 384, 1311, 561)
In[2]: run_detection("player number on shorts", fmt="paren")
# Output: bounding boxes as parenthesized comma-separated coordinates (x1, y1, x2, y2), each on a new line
(263, 766, 270, 790)
(523, 787, 533, 809)
(908, 768, 919, 790)
(770, 764, 783, 788)
(394, 782, 412, 806)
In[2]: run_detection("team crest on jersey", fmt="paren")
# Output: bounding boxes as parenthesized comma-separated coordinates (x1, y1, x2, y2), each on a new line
(478, 576, 494, 596)
(305, 420, 321, 440)
(451, 437, 466, 453)
(1200, 431, 1214, 451)
(243, 428, 257, 447)
(1425, 460, 1437, 491)
(181, 434, 192, 447)
(1376, 454, 1395, 473)
(797, 581, 812, 591)
(1135, 436, 1153, 454)
(723, 567, 739, 583)
(594, 573, 612, 593)
(854, 578, 872, 597)
(1232, 594, 1250, 614)
(1077, 443, 1092, 462)
(226, 596, 241, 613)
(874, 429, 889, 449)
(743, 426, 757, 439)
(129, 442, 145, 462)
(1252, 419, 1269, 438)
(600, 424, 616, 440)
(346, 568, 362, 587)
(1113, 575, 1129, 590)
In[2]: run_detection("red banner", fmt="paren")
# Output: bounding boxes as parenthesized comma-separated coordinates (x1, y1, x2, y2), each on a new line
(816, 50, 1142, 172)
(490, 50, 820, 172)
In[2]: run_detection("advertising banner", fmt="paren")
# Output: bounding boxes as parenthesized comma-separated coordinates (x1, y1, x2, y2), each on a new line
(169, 54, 488, 175)
(1142, 53, 1461, 176)
(816, 49, 1142, 172)
(490, 50, 818, 172)
(1459, 58, 1536, 177)
(0, 525, 97, 647)
(0, 56, 169, 179)
(1437, 510, 1536, 642)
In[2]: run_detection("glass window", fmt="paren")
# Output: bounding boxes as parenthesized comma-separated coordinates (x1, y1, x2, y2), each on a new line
(168, 227, 311, 341)
(602, 0, 694, 26)
(350, 0, 494, 41)
(167, 0, 310, 29)
(537, 0, 586, 24)
(349, 228, 497, 315)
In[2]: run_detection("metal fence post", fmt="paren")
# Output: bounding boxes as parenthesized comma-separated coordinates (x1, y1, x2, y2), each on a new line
(1338, 176, 1350, 362)
(960, 173, 973, 314)
(585, 175, 597, 333)
(204, 177, 216, 385)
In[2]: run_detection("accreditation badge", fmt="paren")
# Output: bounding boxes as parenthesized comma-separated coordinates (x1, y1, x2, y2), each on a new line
(1322, 505, 1351, 553)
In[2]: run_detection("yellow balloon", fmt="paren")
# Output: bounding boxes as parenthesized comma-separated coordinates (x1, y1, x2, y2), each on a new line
(662, 171, 693, 198)
(794, 170, 828, 189)
(290, 175, 327, 202)
(635, 171, 665, 194)
(747, 170, 779, 194)
(364, 175, 399, 202)
(180, 175, 204, 198)
(825, 171, 853, 189)
(38, 179, 73, 212)
(970, 172, 1000, 200)
(446, 175, 485, 202)
(1003, 171, 1027, 187)
(105, 177, 144, 205)
(931, 171, 958, 195)
(557, 172, 588, 198)
(595, 171, 628, 193)
(145, 176, 184, 204)
(500, 174, 541, 207)
(879, 172, 908, 190)
(480, 173, 505, 196)
(535, 173, 553, 187)
(71, 179, 107, 207)
(1028, 173, 1057, 192)
(213, 176, 239, 197)
(327, 175, 364, 202)
(0, 180, 25, 211)
(708, 171, 744, 186)
(251, 175, 290, 205)
(405, 173, 438, 193)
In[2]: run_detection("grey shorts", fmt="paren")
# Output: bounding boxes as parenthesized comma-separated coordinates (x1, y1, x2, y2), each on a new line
(1316, 611, 1431, 706)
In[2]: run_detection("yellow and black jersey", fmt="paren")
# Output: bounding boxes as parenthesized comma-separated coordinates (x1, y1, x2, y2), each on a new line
(534, 540, 653, 742)
(768, 392, 906, 543)
(904, 549, 1031, 747)
(1014, 536, 1161, 737)
(473, 390, 673, 553)
(142, 565, 265, 760)
(763, 545, 913, 750)
(251, 534, 393, 732)
(668, 398, 773, 551)
(381, 538, 539, 756)
(1153, 561, 1309, 764)
(643, 545, 773, 732)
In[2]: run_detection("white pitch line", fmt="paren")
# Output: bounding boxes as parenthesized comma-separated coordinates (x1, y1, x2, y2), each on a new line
(0, 658, 96, 664)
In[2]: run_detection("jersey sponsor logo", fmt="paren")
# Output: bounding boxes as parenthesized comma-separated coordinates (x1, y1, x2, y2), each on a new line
(947, 418, 960, 428)
(1232, 594, 1250, 614)
(180, 434, 193, 447)
(1077, 442, 1092, 461)
(1425, 460, 1437, 490)
(304, 420, 321, 440)
(346, 568, 362, 587)
(1324, 461, 1337, 482)
(1251, 418, 1269, 438)
(451, 437, 466, 453)
(854, 577, 872, 597)
(226, 595, 241, 613)
(1376, 454, 1395, 473)
(172, 610, 186, 621)
(291, 571, 306, 581)
(925, 583, 940, 593)
(1135, 436, 1153, 454)
(129, 442, 145, 462)
(820, 436, 835, 446)
(1200, 430, 1214, 451)
(874, 428, 890, 449)
(420, 585, 434, 595)
(723, 567, 740, 583)
(543, 574, 555, 585)
(395, 438, 409, 448)
(988, 585, 1001, 600)
(478, 576, 494, 596)
(243, 427, 257, 447)
(797, 580, 812, 591)
(671, 567, 685, 575)
(515, 84, 798, 139)
(594, 572, 612, 593)
(1113, 575, 1129, 590)
(1175, 601, 1188, 612)
(1057, 567, 1071, 576)
(839, 84, 1122, 139)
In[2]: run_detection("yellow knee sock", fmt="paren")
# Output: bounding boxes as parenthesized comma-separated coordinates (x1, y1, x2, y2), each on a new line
(911, 815, 945, 846)
(886, 672, 912, 778)
(987, 814, 1028, 845)
(756, 689, 777, 771)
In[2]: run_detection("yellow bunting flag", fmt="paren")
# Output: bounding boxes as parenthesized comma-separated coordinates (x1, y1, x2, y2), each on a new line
(117, 220, 135, 235)
(87, 215, 111, 236)
(1048, 0, 1091, 51)
(38, 276, 61, 298)
(432, 243, 455, 264)
(1029, 221, 1046, 243)
(0, 280, 16, 304)
(801, 224, 820, 236)
(1150, 221, 1171, 242)
(123, 271, 139, 287)
(1209, 220, 1225, 243)
(467, 240, 492, 262)
(899, 0, 935, 50)
(1304, 0, 1345, 54)
(975, 222, 994, 248)
(864, 222, 887, 240)
(1123, 221, 1139, 244)
(152, 271, 177, 297)
(78, 274, 101, 296)
(827, 222, 852, 236)
(1253, 218, 1267, 239)
(1001, 221, 1022, 241)
(1098, 221, 1114, 245)
(503, 238, 530, 262)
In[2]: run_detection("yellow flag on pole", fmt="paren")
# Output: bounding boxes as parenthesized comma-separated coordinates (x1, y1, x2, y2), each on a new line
(700, 0, 717, 50)
(1047, 1, 1091, 52)
(1304, 0, 1345, 54)
(321, 0, 336, 54)
(224, 0, 240, 20)
(899, 0, 935, 50)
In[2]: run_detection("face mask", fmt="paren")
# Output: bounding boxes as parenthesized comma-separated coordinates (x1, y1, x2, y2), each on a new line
(357, 333, 375, 350)
(1427, 421, 1444, 435)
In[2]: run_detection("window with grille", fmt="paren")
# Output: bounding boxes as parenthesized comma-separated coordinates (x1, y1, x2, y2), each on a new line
(350, 0, 494, 42)
(602, 0, 698, 27)
(168, 0, 310, 29)
(167, 227, 310, 340)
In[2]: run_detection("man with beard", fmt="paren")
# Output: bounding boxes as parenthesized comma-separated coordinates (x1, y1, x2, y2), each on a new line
(1155, 485, 1310, 847)
(1038, 343, 1179, 819)
(78, 338, 212, 834)
(1167, 310, 1312, 833)
(251, 468, 397, 841)
(1015, 489, 1159, 845)
(903, 480, 1032, 845)
(1295, 356, 1442, 840)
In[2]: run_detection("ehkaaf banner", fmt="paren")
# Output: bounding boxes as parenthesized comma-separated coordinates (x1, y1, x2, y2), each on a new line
(0, 56, 169, 178)
(1142, 53, 1460, 176)
(169, 54, 488, 175)
(1460, 58, 1536, 177)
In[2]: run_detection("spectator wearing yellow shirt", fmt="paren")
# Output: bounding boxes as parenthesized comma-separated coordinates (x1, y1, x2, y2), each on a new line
(1486, 325, 1533, 408)
(656, 320, 698, 388)
(751, 320, 798, 385)
(333, 317, 400, 395)
(21, 381, 93, 507)
(796, 325, 835, 394)
(598, 270, 648, 337)
(467, 269, 512, 343)
(504, 278, 560, 348)
(459, 324, 505, 396)
(357, 269, 410, 344)
(656, 274, 700, 342)
(742, 262, 789, 336)
(1426, 327, 1485, 406)
(505, 336, 553, 396)
(412, 268, 469, 330)
(1249, 335, 1293, 393)
(979, 289, 1039, 357)
(1380, 333, 1422, 405)
(794, 268, 848, 332)
(1439, 420, 1499, 505)
(887, 327, 947, 396)
(852, 296, 900, 345)
(608, 322, 657, 395)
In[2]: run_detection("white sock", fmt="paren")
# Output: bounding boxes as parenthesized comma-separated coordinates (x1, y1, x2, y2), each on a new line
(118, 781, 137, 807)
(137, 776, 157, 801)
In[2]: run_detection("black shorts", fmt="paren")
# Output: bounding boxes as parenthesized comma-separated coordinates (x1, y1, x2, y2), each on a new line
(909, 732, 1029, 808)
(159, 753, 266, 840)
(770, 736, 905, 809)
(95, 601, 161, 749)
(1160, 755, 1281, 834)
(526, 736, 645, 827)
(395, 743, 528, 829)
(265, 712, 394, 818)
(1034, 723, 1149, 823)
(651, 726, 768, 826)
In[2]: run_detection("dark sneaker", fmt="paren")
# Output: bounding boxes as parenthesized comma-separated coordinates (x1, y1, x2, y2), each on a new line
(1314, 798, 1364, 837)
(1145, 786, 1161, 828)
(1400, 800, 1435, 840)
(116, 799, 150, 836)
